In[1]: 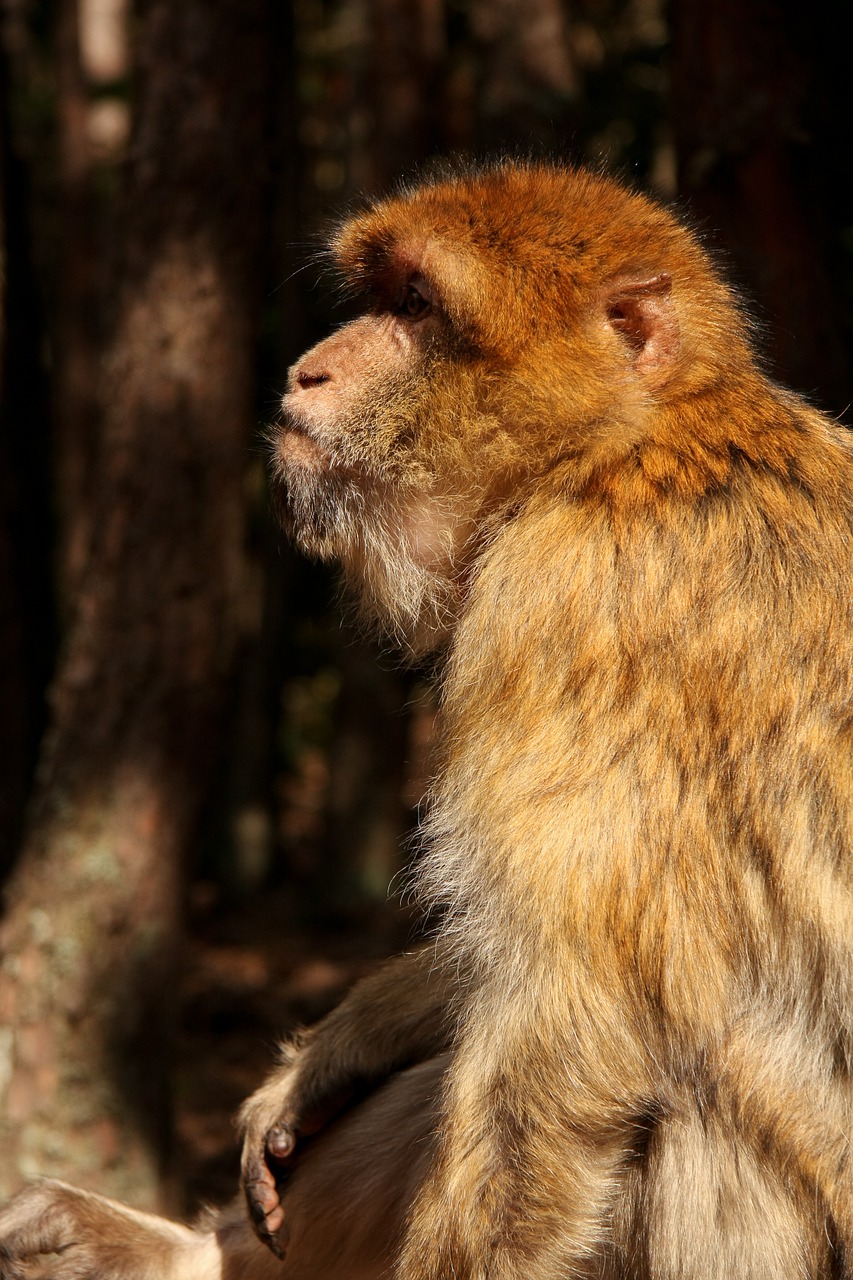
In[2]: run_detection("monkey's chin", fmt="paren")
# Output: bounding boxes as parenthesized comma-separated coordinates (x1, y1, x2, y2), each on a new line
(269, 436, 351, 562)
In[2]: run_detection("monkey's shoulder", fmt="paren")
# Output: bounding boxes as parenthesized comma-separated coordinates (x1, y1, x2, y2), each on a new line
(461, 408, 853, 667)
(527, 396, 853, 558)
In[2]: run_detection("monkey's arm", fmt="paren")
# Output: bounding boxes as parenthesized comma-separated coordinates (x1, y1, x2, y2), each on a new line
(0, 1180, 255, 1280)
(0, 1057, 443, 1280)
(240, 945, 455, 1248)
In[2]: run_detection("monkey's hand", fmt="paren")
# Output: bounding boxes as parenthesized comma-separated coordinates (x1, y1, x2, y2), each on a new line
(0, 1179, 204, 1280)
(239, 1034, 338, 1256)
(239, 946, 456, 1255)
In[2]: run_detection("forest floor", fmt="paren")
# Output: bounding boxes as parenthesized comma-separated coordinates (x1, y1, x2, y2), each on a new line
(175, 882, 413, 1212)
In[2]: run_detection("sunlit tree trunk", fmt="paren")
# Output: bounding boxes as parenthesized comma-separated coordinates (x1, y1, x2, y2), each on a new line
(0, 0, 272, 1209)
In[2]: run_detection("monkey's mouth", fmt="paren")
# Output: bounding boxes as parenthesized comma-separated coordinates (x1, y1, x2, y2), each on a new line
(279, 426, 326, 466)
(275, 414, 331, 470)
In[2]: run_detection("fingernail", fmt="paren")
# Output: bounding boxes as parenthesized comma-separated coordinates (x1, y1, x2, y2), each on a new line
(266, 1125, 296, 1159)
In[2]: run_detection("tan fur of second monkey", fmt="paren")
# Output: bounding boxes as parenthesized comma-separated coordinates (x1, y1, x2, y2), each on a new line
(1, 163, 852, 1280)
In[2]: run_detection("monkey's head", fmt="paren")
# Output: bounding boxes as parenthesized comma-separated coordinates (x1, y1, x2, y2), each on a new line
(272, 163, 751, 655)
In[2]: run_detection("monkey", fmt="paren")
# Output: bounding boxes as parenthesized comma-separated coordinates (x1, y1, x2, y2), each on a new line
(0, 1055, 445, 1280)
(1, 160, 852, 1280)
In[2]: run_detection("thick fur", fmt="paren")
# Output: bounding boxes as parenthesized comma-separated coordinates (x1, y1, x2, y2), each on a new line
(2, 163, 852, 1279)
(265, 163, 853, 1277)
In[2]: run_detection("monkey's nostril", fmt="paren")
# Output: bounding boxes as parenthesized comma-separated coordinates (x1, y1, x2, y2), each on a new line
(296, 370, 331, 390)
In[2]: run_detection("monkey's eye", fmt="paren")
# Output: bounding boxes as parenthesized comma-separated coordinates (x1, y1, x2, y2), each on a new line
(398, 283, 432, 320)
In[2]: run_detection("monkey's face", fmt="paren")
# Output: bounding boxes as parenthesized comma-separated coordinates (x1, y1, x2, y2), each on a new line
(273, 272, 481, 651)
(276, 298, 447, 547)
(271, 164, 742, 653)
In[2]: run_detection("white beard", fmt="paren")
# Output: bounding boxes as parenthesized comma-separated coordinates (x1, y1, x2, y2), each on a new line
(271, 431, 464, 657)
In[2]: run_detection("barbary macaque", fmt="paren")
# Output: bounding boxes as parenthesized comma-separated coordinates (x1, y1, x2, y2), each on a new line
(2, 161, 853, 1280)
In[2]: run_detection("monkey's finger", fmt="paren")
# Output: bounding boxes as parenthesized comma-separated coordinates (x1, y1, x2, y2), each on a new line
(265, 1123, 297, 1162)
(262, 1204, 286, 1240)
(243, 1175, 287, 1259)
(243, 1173, 278, 1221)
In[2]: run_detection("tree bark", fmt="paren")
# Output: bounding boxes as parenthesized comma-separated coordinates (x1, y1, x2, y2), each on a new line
(0, 0, 272, 1209)
(670, 0, 851, 418)
(52, 0, 106, 610)
(0, 35, 54, 876)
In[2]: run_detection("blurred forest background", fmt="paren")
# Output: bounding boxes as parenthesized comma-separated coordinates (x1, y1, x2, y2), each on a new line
(0, 0, 850, 1218)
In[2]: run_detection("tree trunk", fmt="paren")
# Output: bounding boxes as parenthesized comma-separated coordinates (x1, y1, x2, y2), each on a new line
(670, 0, 851, 418)
(0, 0, 273, 1209)
(52, 0, 107, 610)
(0, 35, 54, 876)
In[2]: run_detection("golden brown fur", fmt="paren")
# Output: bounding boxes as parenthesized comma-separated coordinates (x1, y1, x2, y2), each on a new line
(249, 162, 853, 1277)
(2, 162, 852, 1279)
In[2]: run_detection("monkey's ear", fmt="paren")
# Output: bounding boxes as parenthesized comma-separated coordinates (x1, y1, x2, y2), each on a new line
(603, 272, 679, 383)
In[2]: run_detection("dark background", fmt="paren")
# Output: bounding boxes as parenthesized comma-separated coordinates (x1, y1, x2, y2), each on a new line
(0, 0, 850, 1213)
